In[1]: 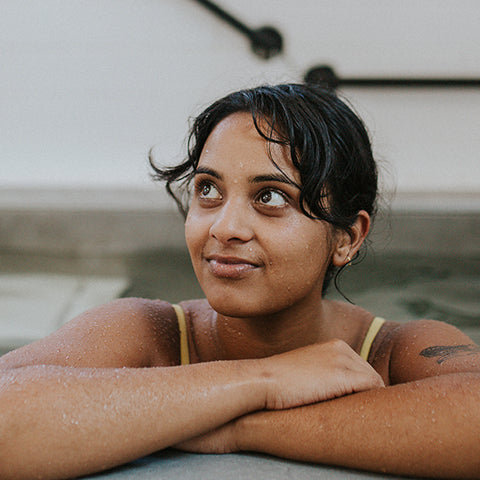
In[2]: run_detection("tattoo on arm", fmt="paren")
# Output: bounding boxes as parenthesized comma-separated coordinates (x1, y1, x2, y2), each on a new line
(420, 344, 480, 364)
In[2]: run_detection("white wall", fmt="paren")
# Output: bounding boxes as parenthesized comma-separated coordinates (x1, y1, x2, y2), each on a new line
(1, 1, 480, 206)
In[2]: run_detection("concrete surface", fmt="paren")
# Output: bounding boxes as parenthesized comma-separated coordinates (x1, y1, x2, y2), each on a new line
(86, 450, 415, 480)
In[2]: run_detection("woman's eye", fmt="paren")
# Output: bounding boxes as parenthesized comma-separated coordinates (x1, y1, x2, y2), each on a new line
(257, 190, 287, 207)
(198, 182, 221, 200)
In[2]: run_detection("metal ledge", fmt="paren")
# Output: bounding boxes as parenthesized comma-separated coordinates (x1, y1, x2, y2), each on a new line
(0, 187, 478, 256)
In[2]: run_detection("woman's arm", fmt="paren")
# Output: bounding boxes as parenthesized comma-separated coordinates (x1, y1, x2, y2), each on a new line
(0, 298, 265, 479)
(180, 320, 480, 479)
(236, 372, 480, 479)
(0, 300, 382, 480)
(0, 359, 274, 480)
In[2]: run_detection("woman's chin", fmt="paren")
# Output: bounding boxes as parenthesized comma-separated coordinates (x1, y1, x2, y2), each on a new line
(206, 296, 267, 318)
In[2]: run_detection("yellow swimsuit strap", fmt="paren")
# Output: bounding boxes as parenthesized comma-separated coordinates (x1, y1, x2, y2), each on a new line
(172, 304, 190, 365)
(360, 317, 385, 362)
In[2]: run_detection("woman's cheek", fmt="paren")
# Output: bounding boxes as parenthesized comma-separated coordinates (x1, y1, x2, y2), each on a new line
(185, 211, 203, 249)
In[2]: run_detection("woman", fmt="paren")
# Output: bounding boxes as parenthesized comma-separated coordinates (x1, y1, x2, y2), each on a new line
(1, 84, 479, 480)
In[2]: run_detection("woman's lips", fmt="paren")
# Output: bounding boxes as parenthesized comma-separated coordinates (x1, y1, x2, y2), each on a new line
(206, 255, 260, 279)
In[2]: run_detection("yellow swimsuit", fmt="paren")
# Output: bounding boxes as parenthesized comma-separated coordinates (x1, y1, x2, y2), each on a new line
(172, 304, 190, 366)
(172, 304, 385, 365)
(359, 316, 385, 361)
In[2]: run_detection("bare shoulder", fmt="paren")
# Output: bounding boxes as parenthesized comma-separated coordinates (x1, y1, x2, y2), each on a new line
(372, 319, 480, 385)
(0, 297, 182, 369)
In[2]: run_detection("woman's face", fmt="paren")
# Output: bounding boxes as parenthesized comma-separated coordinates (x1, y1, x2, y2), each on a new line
(185, 112, 335, 318)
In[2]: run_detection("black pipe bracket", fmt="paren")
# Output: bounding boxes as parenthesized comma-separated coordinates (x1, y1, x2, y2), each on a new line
(193, 0, 283, 59)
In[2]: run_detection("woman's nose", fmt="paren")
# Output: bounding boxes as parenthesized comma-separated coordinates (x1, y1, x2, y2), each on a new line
(209, 199, 254, 244)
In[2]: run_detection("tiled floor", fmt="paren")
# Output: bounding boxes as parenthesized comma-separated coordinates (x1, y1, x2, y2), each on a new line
(1, 250, 479, 354)
(0, 272, 128, 352)
(0, 250, 198, 354)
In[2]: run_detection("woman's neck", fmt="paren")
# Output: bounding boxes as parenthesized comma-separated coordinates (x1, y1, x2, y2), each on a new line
(213, 300, 331, 360)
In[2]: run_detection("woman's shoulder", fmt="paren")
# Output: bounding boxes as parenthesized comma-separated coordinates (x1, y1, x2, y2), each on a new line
(0, 297, 190, 370)
(369, 318, 480, 385)
(64, 297, 214, 367)
(324, 301, 479, 383)
(106, 297, 211, 367)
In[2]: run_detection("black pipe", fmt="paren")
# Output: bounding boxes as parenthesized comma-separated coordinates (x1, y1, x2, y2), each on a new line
(305, 65, 480, 89)
(193, 0, 283, 59)
(195, 0, 251, 36)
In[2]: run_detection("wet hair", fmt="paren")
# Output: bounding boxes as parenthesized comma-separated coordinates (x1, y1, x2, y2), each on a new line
(150, 83, 378, 294)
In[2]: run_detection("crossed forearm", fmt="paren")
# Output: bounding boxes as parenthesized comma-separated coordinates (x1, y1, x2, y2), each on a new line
(0, 362, 265, 480)
(236, 373, 480, 479)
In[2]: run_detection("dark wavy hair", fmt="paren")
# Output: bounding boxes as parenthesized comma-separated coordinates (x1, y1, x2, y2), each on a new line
(150, 83, 378, 294)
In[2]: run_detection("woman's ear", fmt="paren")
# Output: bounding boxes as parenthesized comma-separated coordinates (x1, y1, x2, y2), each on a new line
(331, 210, 371, 267)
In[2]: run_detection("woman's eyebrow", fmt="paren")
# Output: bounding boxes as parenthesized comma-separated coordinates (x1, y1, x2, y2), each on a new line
(193, 166, 222, 179)
(251, 173, 299, 188)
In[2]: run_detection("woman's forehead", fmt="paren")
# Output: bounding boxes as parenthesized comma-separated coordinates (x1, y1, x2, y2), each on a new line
(199, 112, 300, 181)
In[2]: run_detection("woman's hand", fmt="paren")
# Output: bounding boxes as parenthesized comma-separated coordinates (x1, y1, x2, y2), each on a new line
(258, 339, 384, 410)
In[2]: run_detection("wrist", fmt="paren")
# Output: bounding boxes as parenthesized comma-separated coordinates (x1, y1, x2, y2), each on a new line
(236, 358, 272, 412)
